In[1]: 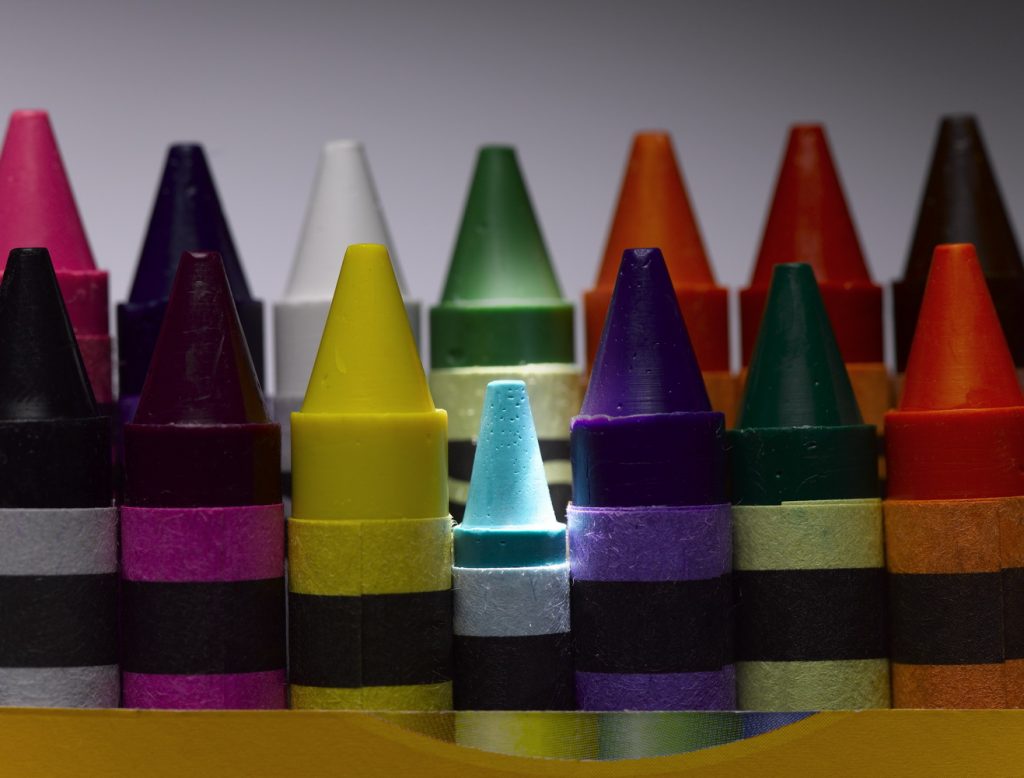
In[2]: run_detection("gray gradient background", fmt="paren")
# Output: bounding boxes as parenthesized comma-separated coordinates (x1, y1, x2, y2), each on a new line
(2, 0, 1021, 383)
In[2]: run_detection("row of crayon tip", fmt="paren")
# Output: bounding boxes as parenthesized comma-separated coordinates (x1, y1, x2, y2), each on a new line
(0, 109, 1021, 423)
(1, 230, 1018, 717)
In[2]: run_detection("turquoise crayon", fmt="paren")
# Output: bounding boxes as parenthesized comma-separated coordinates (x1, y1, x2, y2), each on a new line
(452, 380, 572, 710)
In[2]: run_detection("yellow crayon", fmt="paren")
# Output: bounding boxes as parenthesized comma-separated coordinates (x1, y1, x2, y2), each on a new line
(288, 244, 453, 710)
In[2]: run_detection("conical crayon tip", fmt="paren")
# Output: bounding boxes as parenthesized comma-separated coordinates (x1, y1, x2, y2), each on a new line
(751, 124, 872, 287)
(129, 143, 253, 304)
(284, 139, 402, 301)
(903, 115, 1023, 281)
(739, 262, 863, 428)
(133, 251, 267, 425)
(597, 131, 714, 288)
(302, 243, 431, 414)
(440, 145, 563, 303)
(462, 380, 557, 529)
(0, 110, 96, 272)
(582, 248, 710, 416)
(0, 248, 96, 420)
(900, 244, 1023, 411)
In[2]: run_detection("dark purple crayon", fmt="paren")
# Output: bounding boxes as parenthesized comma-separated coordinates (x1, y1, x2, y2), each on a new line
(117, 144, 264, 426)
(568, 248, 734, 711)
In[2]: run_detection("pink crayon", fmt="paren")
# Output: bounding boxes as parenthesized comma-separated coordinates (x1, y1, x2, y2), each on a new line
(120, 252, 285, 709)
(0, 110, 112, 404)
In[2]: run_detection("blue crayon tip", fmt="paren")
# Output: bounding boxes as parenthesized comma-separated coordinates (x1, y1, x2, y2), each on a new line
(454, 380, 566, 568)
(581, 247, 710, 417)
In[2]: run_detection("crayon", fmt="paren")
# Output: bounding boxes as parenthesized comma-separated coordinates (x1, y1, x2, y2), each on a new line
(118, 144, 264, 426)
(586, 132, 733, 422)
(596, 713, 744, 759)
(730, 263, 888, 710)
(0, 248, 117, 707)
(894, 116, 1024, 381)
(742, 125, 889, 437)
(886, 243, 1024, 708)
(274, 140, 420, 503)
(569, 247, 734, 711)
(430, 146, 578, 522)
(288, 243, 452, 710)
(453, 380, 572, 711)
(120, 252, 285, 709)
(0, 110, 112, 407)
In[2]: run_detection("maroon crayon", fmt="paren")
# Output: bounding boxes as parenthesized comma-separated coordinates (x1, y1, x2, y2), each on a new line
(120, 251, 285, 709)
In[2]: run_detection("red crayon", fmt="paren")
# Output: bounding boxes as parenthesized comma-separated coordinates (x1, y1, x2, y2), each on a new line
(120, 252, 285, 709)
(886, 244, 1024, 708)
(0, 110, 111, 405)
(742, 125, 887, 429)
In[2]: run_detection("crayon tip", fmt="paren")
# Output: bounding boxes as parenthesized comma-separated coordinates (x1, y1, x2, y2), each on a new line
(904, 115, 1023, 282)
(739, 263, 862, 428)
(130, 143, 253, 305)
(0, 110, 96, 272)
(0, 248, 96, 419)
(597, 131, 714, 288)
(462, 381, 558, 529)
(302, 243, 431, 414)
(900, 244, 1023, 411)
(133, 251, 267, 425)
(582, 248, 710, 416)
(441, 146, 563, 303)
(751, 124, 872, 287)
(284, 140, 405, 301)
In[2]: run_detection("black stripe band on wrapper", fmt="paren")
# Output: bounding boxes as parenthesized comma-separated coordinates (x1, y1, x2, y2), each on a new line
(571, 577, 734, 674)
(288, 589, 453, 688)
(454, 633, 574, 710)
(120, 578, 286, 674)
(888, 572, 1004, 665)
(0, 574, 118, 666)
(735, 568, 889, 662)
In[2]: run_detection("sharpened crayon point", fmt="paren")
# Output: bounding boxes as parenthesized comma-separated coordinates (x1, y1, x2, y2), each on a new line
(739, 263, 862, 428)
(582, 248, 710, 417)
(441, 146, 562, 303)
(133, 251, 267, 425)
(0, 248, 96, 419)
(598, 132, 714, 288)
(130, 143, 254, 305)
(302, 243, 431, 414)
(0, 110, 96, 272)
(895, 115, 1024, 371)
(900, 244, 1023, 411)
(752, 125, 871, 287)
(455, 380, 565, 567)
(463, 381, 557, 528)
(284, 140, 404, 300)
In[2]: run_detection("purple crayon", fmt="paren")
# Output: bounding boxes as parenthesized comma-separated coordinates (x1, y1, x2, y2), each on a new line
(120, 252, 285, 709)
(568, 247, 734, 711)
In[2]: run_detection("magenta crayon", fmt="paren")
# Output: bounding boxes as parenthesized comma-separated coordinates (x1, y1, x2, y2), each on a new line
(0, 110, 112, 406)
(568, 248, 734, 711)
(120, 251, 285, 709)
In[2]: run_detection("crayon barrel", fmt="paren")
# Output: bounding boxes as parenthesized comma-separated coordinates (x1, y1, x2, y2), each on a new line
(430, 365, 579, 522)
(454, 712, 600, 759)
(569, 503, 734, 710)
(733, 499, 889, 709)
(596, 712, 744, 759)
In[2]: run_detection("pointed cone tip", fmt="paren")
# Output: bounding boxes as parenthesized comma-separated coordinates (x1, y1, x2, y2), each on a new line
(133, 251, 267, 425)
(739, 262, 863, 428)
(597, 131, 714, 289)
(301, 243, 431, 414)
(751, 123, 872, 287)
(0, 247, 97, 419)
(582, 248, 710, 416)
(900, 243, 1023, 411)
(462, 380, 557, 528)
(440, 144, 563, 304)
